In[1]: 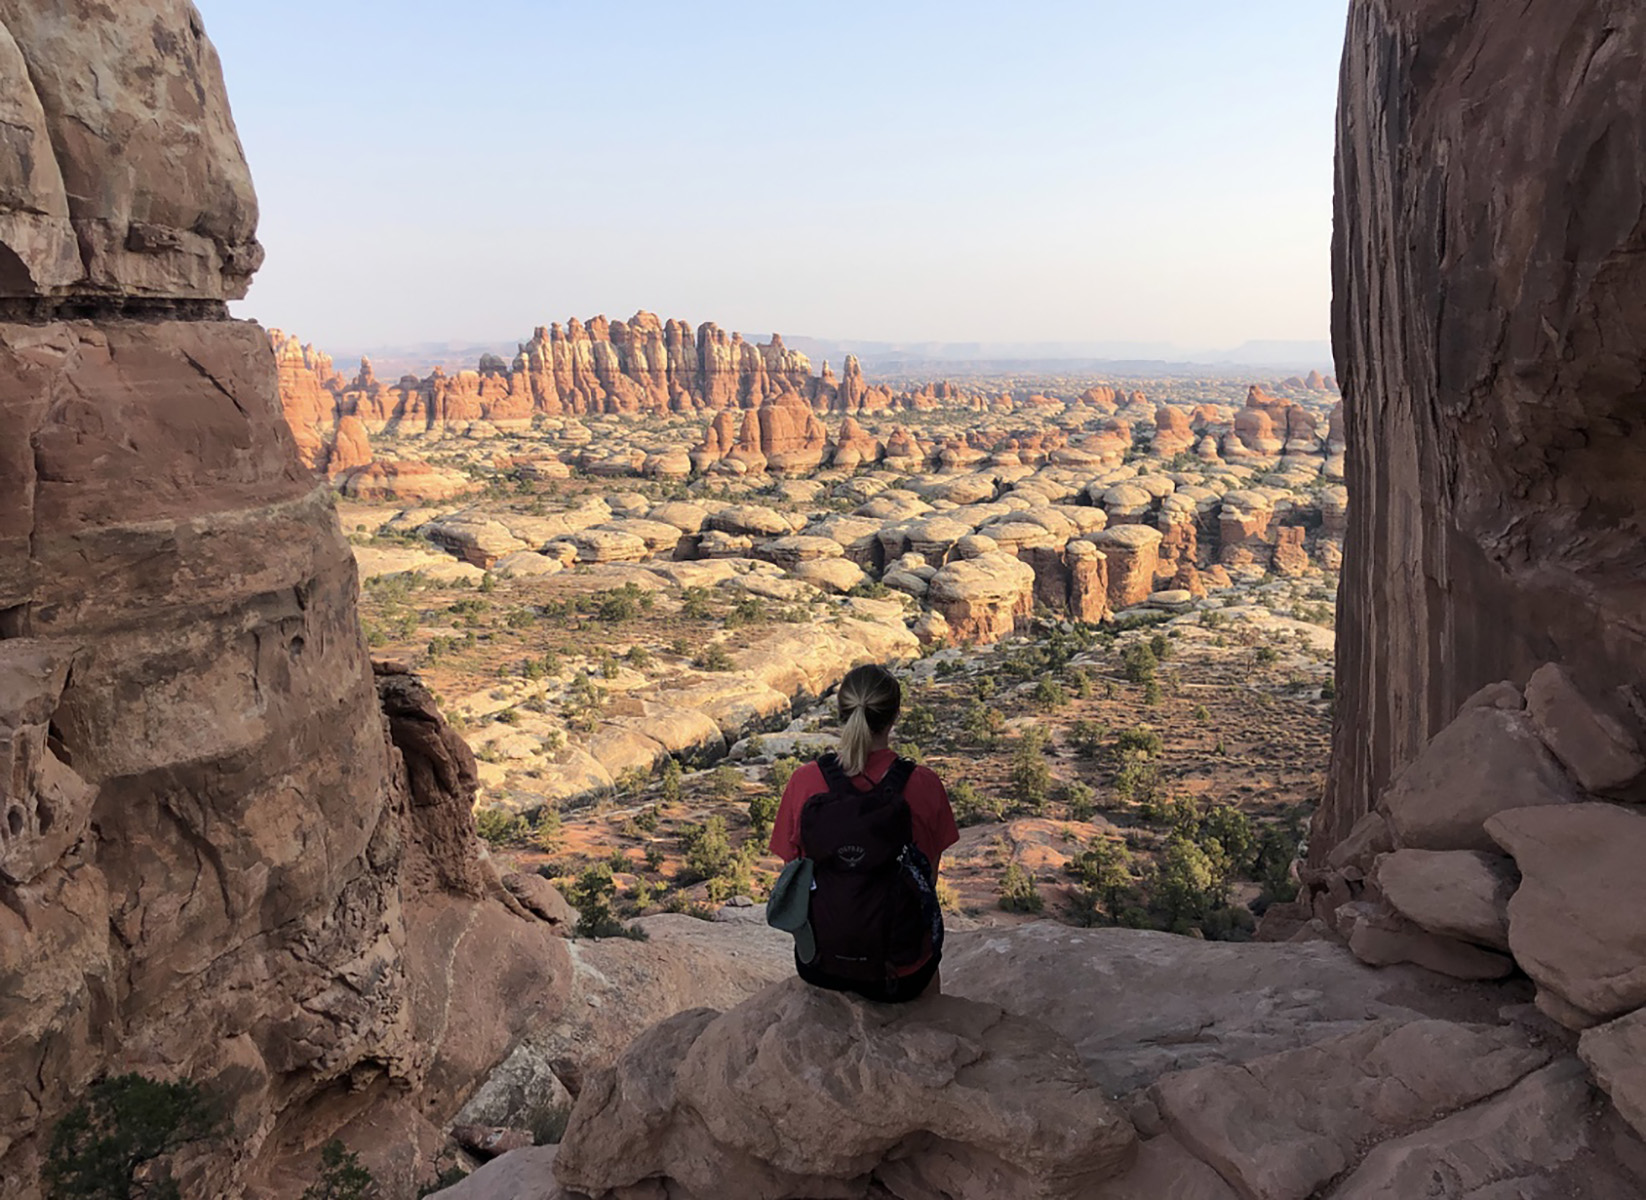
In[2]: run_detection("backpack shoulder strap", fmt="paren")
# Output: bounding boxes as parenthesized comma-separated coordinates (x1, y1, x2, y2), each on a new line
(878, 756, 917, 799)
(816, 751, 853, 794)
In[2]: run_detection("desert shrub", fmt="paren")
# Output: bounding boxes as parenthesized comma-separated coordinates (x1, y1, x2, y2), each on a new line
(1121, 642, 1158, 684)
(680, 816, 733, 881)
(416, 1166, 468, 1198)
(1069, 719, 1107, 759)
(659, 756, 683, 805)
(1113, 726, 1163, 757)
(531, 808, 562, 852)
(960, 700, 1004, 748)
(1065, 837, 1136, 926)
(1142, 679, 1162, 705)
(1254, 645, 1280, 665)
(1254, 820, 1305, 905)
(769, 756, 803, 796)
(748, 792, 780, 840)
(614, 767, 651, 797)
(724, 596, 766, 627)
(45, 1075, 226, 1200)
(1009, 734, 1052, 815)
(950, 779, 1005, 826)
(1151, 834, 1225, 933)
(590, 584, 652, 623)
(1032, 677, 1067, 710)
(1149, 633, 1173, 661)
(711, 765, 743, 802)
(302, 1140, 377, 1200)
(998, 861, 1043, 914)
(694, 643, 734, 671)
(567, 864, 648, 940)
(525, 1100, 572, 1146)
(935, 878, 961, 912)
(417, 1166, 468, 1198)
(1191, 704, 1211, 722)
(1063, 780, 1095, 822)
(1113, 756, 1161, 806)
(899, 701, 939, 744)
(1199, 805, 1257, 877)
(680, 587, 713, 619)
(474, 807, 526, 846)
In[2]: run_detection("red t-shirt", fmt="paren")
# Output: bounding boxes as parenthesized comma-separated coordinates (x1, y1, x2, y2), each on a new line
(769, 748, 960, 869)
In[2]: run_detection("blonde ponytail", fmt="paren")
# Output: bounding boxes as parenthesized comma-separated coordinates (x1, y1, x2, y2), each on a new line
(835, 663, 902, 777)
(838, 705, 875, 777)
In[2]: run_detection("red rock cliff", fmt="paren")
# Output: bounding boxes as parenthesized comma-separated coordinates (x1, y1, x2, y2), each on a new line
(0, 6, 566, 1197)
(1321, 0, 1646, 855)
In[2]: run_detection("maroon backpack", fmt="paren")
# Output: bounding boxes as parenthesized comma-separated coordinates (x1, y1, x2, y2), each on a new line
(799, 752, 941, 984)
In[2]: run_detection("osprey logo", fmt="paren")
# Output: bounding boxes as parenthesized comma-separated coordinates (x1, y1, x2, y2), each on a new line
(838, 844, 868, 868)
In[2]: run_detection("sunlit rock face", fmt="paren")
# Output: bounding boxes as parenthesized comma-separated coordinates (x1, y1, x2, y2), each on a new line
(1322, 0, 1646, 855)
(0, 0, 262, 300)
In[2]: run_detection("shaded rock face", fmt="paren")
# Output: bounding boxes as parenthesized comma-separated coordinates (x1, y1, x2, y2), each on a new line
(0, 8, 567, 1198)
(1322, 0, 1646, 853)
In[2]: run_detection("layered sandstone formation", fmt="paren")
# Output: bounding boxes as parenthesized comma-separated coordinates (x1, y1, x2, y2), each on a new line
(1321, 0, 1646, 850)
(0, 8, 564, 1197)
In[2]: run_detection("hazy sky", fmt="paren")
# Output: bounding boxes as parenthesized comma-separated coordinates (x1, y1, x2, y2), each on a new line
(197, 1, 1348, 355)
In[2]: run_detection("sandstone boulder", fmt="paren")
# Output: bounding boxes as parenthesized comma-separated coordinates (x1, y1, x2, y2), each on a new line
(1379, 706, 1579, 853)
(789, 557, 867, 595)
(425, 513, 532, 568)
(1524, 663, 1646, 797)
(1340, 900, 1516, 981)
(1580, 1007, 1646, 1141)
(1375, 849, 1517, 951)
(338, 460, 478, 503)
(1326, 1058, 1596, 1200)
(1149, 1020, 1549, 1200)
(428, 1146, 565, 1200)
(554, 979, 1138, 1200)
(1487, 802, 1646, 1024)
(707, 504, 794, 538)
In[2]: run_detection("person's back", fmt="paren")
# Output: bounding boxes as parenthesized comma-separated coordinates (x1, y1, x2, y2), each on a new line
(768, 665, 959, 1002)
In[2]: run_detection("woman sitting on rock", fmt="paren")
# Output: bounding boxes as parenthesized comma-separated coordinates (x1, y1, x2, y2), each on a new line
(767, 663, 959, 1002)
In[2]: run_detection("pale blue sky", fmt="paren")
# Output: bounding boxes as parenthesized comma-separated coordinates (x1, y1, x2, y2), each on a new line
(197, 1, 1348, 355)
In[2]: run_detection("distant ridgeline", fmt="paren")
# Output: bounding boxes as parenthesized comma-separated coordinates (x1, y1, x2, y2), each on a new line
(272, 314, 979, 439)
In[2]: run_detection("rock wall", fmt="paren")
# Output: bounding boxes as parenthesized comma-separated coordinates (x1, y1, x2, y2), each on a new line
(1321, 0, 1646, 855)
(0, 6, 564, 1197)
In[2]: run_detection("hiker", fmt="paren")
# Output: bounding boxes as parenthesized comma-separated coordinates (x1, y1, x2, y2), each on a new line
(767, 663, 960, 1002)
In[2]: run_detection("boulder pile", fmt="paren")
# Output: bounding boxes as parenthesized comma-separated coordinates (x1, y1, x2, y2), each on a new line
(1296, 662, 1646, 1141)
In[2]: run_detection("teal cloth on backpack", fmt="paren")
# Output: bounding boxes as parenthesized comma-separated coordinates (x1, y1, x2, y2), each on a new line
(766, 857, 816, 964)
